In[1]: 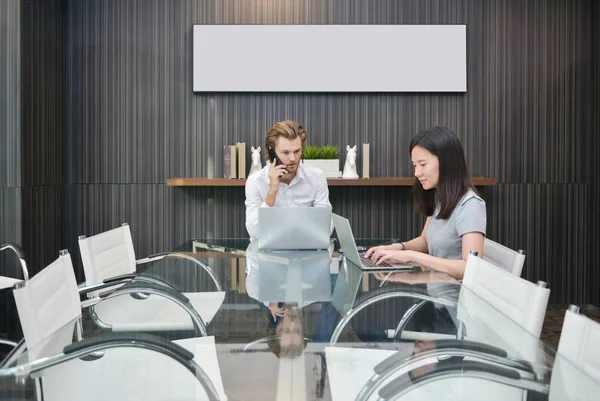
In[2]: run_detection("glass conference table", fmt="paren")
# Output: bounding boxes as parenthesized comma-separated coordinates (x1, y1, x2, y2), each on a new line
(0, 238, 598, 400)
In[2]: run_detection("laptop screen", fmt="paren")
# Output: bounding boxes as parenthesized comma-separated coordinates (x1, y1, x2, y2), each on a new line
(258, 207, 331, 250)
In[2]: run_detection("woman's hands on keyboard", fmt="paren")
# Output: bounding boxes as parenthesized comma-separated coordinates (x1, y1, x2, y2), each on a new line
(364, 244, 395, 259)
(368, 248, 417, 266)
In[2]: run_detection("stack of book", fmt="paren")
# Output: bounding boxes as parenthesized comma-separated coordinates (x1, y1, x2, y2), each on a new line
(223, 142, 246, 179)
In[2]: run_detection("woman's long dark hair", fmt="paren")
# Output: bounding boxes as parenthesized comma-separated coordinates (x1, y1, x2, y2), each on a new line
(410, 126, 474, 219)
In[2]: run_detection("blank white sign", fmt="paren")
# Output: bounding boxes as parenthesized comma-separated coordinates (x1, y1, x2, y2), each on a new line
(193, 25, 466, 93)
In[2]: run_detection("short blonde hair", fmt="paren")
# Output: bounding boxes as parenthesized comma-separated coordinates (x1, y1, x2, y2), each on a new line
(265, 120, 307, 161)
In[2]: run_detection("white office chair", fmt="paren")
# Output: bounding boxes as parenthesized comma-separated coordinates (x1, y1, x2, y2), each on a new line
(0, 243, 29, 291)
(330, 253, 551, 401)
(0, 243, 29, 348)
(461, 251, 548, 338)
(548, 305, 600, 400)
(375, 239, 527, 341)
(372, 305, 600, 401)
(483, 238, 526, 277)
(390, 252, 549, 366)
(78, 224, 225, 334)
(0, 250, 227, 401)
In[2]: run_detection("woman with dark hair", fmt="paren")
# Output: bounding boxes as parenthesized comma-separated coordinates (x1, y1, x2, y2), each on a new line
(365, 126, 486, 279)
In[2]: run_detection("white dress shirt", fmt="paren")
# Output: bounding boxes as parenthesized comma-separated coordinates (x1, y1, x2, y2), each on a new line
(245, 163, 332, 240)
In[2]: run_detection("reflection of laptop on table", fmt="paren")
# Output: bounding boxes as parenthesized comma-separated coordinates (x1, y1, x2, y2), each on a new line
(332, 213, 414, 271)
(255, 250, 332, 303)
(258, 207, 331, 251)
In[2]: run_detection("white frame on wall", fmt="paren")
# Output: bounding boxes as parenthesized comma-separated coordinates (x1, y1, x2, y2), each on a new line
(193, 24, 467, 93)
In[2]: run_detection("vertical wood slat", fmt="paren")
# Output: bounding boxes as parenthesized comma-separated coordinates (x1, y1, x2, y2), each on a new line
(21, 0, 66, 186)
(0, 0, 21, 187)
(0, 0, 23, 273)
(17, 0, 68, 280)
(7, 0, 596, 306)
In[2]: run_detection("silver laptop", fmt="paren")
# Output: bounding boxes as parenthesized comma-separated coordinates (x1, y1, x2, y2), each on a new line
(332, 213, 413, 270)
(258, 207, 331, 250)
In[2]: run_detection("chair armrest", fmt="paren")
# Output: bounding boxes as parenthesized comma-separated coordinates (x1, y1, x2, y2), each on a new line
(139, 251, 223, 292)
(131, 274, 183, 293)
(378, 359, 524, 401)
(136, 252, 168, 265)
(330, 288, 458, 344)
(0, 338, 18, 348)
(0, 338, 26, 369)
(97, 281, 207, 336)
(374, 339, 508, 375)
(102, 281, 190, 304)
(78, 281, 128, 296)
(4, 333, 220, 401)
(0, 243, 26, 259)
(63, 332, 193, 360)
(355, 339, 535, 401)
(103, 273, 136, 284)
(0, 243, 29, 281)
(79, 275, 172, 297)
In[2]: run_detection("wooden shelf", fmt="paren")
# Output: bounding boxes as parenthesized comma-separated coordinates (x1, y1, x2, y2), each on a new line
(166, 177, 496, 187)
(167, 178, 247, 187)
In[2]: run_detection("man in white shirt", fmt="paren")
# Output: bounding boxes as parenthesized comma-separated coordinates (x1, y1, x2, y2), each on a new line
(245, 120, 332, 240)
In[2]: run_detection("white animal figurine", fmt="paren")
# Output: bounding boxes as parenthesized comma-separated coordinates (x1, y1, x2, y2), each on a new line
(342, 145, 359, 179)
(248, 146, 263, 176)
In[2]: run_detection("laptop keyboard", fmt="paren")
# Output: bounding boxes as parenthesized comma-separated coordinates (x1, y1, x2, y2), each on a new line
(360, 255, 391, 268)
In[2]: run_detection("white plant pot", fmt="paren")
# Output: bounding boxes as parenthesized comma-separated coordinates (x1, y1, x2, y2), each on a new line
(302, 159, 341, 178)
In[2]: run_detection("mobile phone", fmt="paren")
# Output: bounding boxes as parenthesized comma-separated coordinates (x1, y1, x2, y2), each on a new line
(268, 147, 282, 166)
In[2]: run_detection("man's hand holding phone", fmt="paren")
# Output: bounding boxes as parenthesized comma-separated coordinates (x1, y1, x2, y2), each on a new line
(265, 148, 288, 207)
(268, 159, 288, 190)
(267, 147, 288, 190)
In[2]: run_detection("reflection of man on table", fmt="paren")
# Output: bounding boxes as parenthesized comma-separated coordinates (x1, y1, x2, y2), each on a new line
(244, 242, 339, 357)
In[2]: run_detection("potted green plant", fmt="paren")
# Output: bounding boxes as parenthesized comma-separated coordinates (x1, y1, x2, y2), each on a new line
(302, 145, 322, 160)
(302, 145, 341, 177)
(321, 145, 339, 160)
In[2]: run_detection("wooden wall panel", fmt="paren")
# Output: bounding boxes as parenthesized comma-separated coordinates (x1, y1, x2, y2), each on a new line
(59, 0, 600, 304)
(21, 0, 67, 186)
(0, 0, 20, 187)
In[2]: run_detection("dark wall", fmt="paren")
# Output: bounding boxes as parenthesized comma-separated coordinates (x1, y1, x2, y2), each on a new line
(0, 0, 21, 188)
(20, 0, 68, 277)
(1, 0, 596, 305)
(0, 0, 21, 341)
(63, 0, 600, 304)
(0, 0, 67, 341)
(0, 0, 22, 274)
(590, 0, 600, 307)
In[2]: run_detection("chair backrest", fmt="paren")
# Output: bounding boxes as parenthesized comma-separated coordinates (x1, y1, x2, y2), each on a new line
(557, 307, 600, 380)
(78, 223, 137, 286)
(483, 238, 526, 277)
(12, 251, 81, 351)
(548, 306, 600, 400)
(462, 253, 549, 338)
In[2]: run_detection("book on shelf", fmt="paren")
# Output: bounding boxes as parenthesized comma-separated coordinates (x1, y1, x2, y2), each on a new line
(362, 143, 370, 179)
(223, 145, 232, 179)
(237, 257, 246, 293)
(236, 142, 246, 179)
(230, 145, 237, 179)
(230, 258, 238, 290)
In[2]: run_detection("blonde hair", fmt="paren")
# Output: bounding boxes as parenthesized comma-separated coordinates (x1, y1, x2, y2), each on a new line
(265, 120, 307, 161)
